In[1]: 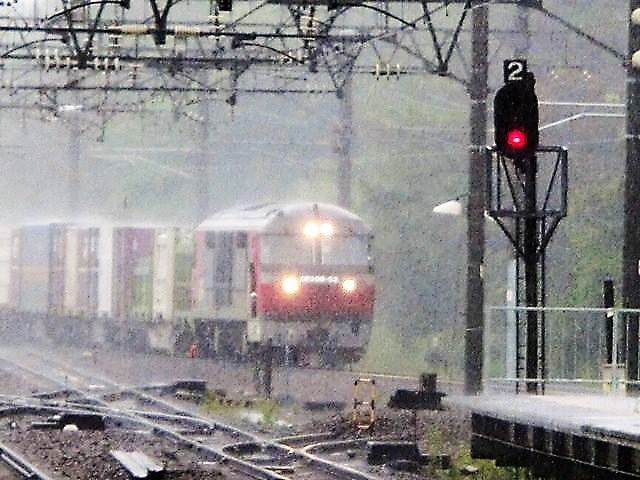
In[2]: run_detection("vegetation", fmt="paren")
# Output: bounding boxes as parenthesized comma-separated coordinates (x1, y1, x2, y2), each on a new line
(420, 419, 531, 480)
(202, 390, 280, 426)
(437, 451, 530, 480)
(358, 323, 463, 380)
(349, 5, 626, 376)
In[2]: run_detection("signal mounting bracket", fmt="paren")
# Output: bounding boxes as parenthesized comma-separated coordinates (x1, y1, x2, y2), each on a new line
(485, 144, 568, 394)
(484, 145, 568, 259)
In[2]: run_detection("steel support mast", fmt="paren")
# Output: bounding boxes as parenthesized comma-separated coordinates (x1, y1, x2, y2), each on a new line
(464, 1, 488, 396)
(624, 0, 640, 394)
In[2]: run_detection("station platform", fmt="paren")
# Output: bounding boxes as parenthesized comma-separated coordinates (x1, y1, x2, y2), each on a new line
(448, 391, 640, 479)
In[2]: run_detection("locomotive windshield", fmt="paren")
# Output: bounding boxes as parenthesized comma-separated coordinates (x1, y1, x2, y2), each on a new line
(261, 234, 370, 266)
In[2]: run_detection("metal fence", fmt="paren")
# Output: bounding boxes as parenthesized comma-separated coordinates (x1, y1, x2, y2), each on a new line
(484, 306, 640, 393)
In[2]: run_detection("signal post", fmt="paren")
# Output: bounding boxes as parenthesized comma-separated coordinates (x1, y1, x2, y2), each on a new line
(487, 59, 568, 394)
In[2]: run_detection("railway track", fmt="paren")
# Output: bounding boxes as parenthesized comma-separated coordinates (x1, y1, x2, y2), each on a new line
(0, 348, 398, 479)
(0, 439, 54, 479)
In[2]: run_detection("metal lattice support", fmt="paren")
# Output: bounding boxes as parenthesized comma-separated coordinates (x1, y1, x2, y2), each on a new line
(485, 145, 568, 394)
(0, 1, 480, 106)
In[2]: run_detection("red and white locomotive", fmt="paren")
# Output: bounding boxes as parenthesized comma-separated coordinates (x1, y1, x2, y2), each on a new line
(191, 202, 375, 365)
(0, 202, 375, 366)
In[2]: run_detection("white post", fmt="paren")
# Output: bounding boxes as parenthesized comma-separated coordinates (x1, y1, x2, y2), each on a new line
(505, 258, 518, 380)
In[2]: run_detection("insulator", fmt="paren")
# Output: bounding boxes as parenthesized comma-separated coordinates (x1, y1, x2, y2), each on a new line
(128, 63, 141, 79)
(93, 57, 100, 69)
(114, 57, 121, 70)
(375, 63, 380, 79)
(118, 24, 149, 35)
(173, 25, 201, 37)
(108, 36, 121, 50)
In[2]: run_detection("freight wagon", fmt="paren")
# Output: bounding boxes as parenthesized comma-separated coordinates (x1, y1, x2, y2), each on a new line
(0, 202, 375, 367)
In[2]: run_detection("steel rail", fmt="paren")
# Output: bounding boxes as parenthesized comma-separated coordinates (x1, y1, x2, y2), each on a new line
(0, 441, 55, 480)
(0, 353, 290, 480)
(0, 402, 289, 480)
(0, 351, 387, 479)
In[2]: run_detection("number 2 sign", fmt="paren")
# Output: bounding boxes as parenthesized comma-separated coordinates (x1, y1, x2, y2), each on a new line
(503, 59, 528, 83)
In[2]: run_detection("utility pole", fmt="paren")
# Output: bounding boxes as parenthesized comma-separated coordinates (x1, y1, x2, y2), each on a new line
(523, 152, 540, 393)
(512, 7, 543, 395)
(623, 0, 640, 394)
(464, 2, 488, 395)
(489, 65, 565, 395)
(336, 75, 353, 209)
(67, 115, 81, 218)
(195, 94, 211, 221)
(504, 2, 532, 387)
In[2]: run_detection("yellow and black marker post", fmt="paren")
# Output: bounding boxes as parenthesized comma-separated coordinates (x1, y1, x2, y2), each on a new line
(352, 377, 376, 431)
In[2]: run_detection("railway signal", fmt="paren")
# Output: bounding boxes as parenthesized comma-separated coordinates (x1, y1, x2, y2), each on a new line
(494, 60, 539, 164)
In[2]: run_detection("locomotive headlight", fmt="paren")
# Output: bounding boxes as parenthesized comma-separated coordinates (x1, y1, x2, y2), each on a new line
(303, 222, 319, 237)
(282, 276, 300, 295)
(319, 222, 334, 236)
(341, 278, 357, 293)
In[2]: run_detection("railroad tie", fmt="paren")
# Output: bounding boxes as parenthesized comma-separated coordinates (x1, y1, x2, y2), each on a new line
(110, 450, 165, 479)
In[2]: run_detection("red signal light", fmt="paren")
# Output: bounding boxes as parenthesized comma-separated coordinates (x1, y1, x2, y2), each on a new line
(507, 129, 527, 149)
(493, 78, 538, 163)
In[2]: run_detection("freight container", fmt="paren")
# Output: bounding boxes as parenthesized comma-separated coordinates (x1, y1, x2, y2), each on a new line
(152, 227, 193, 320)
(98, 226, 155, 318)
(64, 226, 99, 316)
(174, 230, 194, 315)
(0, 228, 12, 307)
(10, 223, 67, 314)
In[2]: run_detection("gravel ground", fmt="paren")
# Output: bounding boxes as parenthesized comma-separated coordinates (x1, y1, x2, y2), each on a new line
(0, 408, 472, 480)
(0, 368, 55, 398)
(302, 404, 472, 456)
(0, 345, 473, 479)
(0, 415, 242, 479)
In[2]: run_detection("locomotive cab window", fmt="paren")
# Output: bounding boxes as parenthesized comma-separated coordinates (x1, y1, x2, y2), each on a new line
(261, 234, 369, 266)
(319, 236, 369, 265)
(236, 232, 247, 249)
(214, 233, 233, 306)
